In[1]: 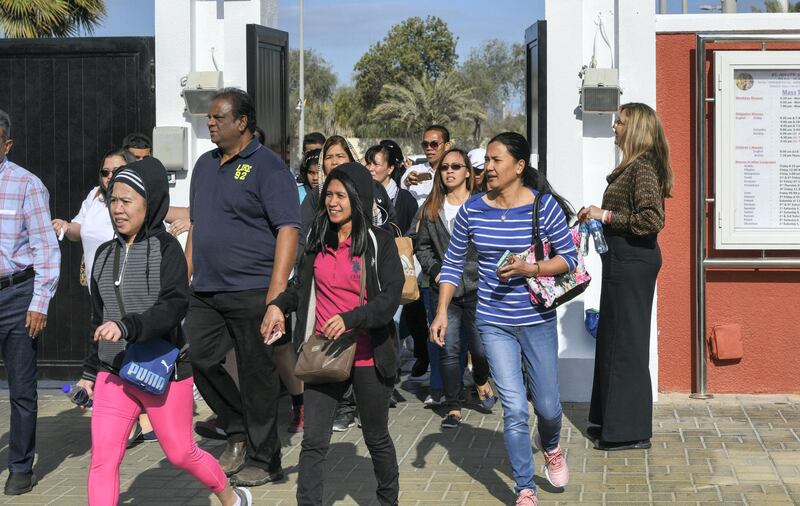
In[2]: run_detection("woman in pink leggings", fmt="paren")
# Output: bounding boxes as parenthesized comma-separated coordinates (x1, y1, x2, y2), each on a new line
(74, 158, 251, 506)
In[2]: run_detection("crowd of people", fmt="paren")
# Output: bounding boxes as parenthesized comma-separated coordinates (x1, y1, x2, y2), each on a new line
(0, 88, 672, 506)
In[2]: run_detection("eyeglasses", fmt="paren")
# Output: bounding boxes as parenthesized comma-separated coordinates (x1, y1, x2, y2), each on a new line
(439, 163, 466, 172)
(421, 140, 441, 150)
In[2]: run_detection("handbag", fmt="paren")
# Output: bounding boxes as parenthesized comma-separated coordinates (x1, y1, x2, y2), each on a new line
(294, 257, 366, 384)
(517, 193, 591, 308)
(390, 223, 420, 304)
(112, 244, 179, 395)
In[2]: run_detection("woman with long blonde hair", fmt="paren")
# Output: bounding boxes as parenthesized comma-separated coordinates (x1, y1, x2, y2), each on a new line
(579, 102, 673, 451)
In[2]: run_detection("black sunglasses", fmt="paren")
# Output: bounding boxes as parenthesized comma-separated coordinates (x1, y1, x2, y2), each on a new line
(439, 163, 466, 172)
(421, 140, 441, 150)
(100, 167, 123, 177)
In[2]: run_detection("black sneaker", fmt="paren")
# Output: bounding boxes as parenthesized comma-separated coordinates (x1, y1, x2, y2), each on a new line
(441, 413, 462, 429)
(126, 423, 143, 448)
(332, 412, 356, 432)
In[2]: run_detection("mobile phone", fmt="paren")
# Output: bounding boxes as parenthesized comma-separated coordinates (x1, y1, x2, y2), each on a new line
(416, 171, 433, 181)
(266, 330, 283, 345)
(496, 250, 513, 269)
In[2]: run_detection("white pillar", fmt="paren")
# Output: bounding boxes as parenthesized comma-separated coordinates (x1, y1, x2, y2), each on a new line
(543, 0, 657, 401)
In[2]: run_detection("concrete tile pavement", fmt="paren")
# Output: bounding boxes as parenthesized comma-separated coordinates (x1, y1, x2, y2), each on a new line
(0, 383, 798, 505)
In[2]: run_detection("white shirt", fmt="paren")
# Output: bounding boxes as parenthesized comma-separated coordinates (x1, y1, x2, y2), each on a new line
(403, 162, 434, 206)
(443, 199, 461, 233)
(72, 187, 114, 290)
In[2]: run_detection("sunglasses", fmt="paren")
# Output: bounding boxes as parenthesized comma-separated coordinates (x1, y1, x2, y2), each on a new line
(439, 163, 466, 172)
(100, 167, 123, 177)
(421, 140, 441, 150)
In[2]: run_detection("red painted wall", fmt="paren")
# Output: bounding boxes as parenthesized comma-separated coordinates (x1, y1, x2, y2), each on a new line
(655, 34, 800, 393)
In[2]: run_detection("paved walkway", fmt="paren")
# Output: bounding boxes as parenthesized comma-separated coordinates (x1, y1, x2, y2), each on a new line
(0, 380, 798, 505)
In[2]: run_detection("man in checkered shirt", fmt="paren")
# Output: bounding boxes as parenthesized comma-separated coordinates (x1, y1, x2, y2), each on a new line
(0, 109, 60, 496)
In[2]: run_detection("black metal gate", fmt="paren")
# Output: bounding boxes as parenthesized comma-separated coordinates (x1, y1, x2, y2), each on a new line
(525, 21, 547, 176)
(0, 37, 155, 378)
(246, 24, 289, 164)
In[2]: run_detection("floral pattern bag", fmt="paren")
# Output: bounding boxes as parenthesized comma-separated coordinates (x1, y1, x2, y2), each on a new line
(517, 193, 591, 308)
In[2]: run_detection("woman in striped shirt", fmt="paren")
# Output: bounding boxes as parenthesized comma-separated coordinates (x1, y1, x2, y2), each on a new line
(430, 132, 577, 506)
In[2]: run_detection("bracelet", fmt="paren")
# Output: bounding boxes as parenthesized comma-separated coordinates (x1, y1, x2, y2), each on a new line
(533, 263, 541, 277)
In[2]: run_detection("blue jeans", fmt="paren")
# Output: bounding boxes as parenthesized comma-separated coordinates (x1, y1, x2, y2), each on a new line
(0, 277, 38, 473)
(477, 319, 562, 493)
(421, 288, 443, 392)
(436, 293, 488, 410)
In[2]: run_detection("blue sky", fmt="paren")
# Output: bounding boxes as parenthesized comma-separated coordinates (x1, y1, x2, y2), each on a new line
(90, 0, 769, 85)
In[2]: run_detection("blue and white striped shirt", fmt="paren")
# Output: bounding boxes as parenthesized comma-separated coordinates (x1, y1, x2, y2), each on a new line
(439, 191, 578, 326)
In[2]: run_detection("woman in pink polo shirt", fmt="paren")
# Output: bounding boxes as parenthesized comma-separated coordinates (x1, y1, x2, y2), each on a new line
(263, 163, 404, 506)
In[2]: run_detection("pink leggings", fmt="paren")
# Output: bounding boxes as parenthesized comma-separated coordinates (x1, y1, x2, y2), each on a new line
(88, 372, 228, 506)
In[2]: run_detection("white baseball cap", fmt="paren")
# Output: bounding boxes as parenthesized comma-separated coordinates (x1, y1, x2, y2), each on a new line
(468, 148, 486, 172)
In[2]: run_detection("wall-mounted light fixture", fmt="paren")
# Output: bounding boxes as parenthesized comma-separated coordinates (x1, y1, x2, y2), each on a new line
(580, 68, 621, 114)
(181, 71, 223, 115)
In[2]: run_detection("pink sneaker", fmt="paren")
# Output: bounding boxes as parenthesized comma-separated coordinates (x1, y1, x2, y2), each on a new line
(515, 488, 538, 506)
(533, 431, 569, 488)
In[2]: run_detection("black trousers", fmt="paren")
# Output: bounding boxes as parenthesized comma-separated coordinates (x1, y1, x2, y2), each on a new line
(589, 233, 662, 442)
(0, 277, 37, 473)
(186, 288, 281, 471)
(298, 366, 398, 506)
(403, 298, 429, 362)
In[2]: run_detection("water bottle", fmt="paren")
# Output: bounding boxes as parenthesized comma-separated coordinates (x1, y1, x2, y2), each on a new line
(578, 221, 590, 256)
(61, 384, 92, 408)
(589, 219, 609, 254)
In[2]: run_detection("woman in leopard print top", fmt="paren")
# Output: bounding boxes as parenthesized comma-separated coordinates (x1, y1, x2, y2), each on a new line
(578, 103, 673, 451)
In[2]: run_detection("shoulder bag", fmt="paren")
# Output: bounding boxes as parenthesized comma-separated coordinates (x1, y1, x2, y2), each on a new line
(517, 193, 591, 308)
(294, 255, 366, 384)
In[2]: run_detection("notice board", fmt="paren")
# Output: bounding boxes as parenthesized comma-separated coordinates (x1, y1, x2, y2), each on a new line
(714, 51, 800, 249)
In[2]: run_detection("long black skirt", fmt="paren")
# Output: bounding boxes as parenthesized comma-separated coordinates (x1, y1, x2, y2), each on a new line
(589, 232, 661, 442)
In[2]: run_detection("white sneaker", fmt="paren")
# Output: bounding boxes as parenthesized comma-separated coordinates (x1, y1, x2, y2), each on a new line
(234, 486, 252, 505)
(423, 392, 444, 406)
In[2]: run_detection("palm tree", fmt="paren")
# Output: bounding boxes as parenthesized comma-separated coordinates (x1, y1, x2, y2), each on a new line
(751, 0, 800, 11)
(0, 0, 106, 38)
(371, 73, 487, 139)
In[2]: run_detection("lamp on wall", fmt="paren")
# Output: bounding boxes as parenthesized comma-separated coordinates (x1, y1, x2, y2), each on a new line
(181, 71, 223, 115)
(580, 68, 621, 114)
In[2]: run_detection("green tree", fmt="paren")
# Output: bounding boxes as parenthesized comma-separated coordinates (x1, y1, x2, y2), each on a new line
(353, 16, 458, 114)
(0, 0, 105, 38)
(457, 39, 525, 142)
(751, 0, 800, 11)
(371, 73, 486, 139)
(289, 48, 338, 143)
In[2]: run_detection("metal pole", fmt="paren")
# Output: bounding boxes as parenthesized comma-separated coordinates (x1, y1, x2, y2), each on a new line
(659, 0, 668, 14)
(683, 0, 689, 14)
(692, 34, 712, 400)
(298, 0, 305, 162)
(722, 0, 737, 13)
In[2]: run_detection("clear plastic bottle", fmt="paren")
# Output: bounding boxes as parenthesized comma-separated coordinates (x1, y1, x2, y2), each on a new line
(579, 221, 591, 256)
(589, 219, 609, 254)
(61, 384, 92, 408)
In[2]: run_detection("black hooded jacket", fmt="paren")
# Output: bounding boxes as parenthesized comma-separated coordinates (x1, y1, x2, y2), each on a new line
(270, 163, 404, 379)
(82, 157, 191, 382)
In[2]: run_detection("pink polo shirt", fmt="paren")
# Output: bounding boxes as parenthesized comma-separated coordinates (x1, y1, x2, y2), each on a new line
(313, 237, 375, 367)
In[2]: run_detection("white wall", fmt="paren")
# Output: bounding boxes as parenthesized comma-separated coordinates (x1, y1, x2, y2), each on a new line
(155, 0, 279, 213)
(544, 0, 657, 401)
